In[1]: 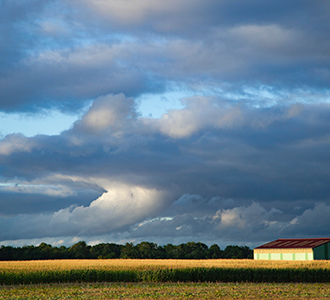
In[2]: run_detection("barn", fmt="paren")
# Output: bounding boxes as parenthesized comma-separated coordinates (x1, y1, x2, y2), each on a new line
(254, 238, 330, 260)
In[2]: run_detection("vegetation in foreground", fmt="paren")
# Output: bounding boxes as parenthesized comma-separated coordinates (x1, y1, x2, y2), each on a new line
(1, 282, 330, 299)
(1, 265, 330, 285)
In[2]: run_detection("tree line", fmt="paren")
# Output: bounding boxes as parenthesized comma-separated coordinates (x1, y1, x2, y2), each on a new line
(0, 241, 253, 260)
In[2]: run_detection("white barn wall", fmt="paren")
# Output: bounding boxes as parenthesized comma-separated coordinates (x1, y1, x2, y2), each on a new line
(254, 249, 314, 261)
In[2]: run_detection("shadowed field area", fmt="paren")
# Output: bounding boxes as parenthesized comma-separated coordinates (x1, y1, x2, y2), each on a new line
(1, 282, 330, 299)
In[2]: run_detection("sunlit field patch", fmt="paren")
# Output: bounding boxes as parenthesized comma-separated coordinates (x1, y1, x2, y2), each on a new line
(1, 259, 330, 272)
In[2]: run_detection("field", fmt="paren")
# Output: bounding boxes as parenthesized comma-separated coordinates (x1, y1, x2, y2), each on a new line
(1, 258, 330, 271)
(1, 282, 330, 299)
(1, 259, 330, 299)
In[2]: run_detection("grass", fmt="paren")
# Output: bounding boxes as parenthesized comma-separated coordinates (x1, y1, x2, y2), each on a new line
(1, 282, 330, 299)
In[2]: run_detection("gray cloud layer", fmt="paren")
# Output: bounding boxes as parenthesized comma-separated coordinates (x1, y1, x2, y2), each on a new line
(1, 1, 330, 112)
(1, 94, 330, 246)
(1, 1, 330, 247)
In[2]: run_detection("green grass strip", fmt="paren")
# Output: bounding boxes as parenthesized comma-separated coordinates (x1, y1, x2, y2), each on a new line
(1, 267, 330, 285)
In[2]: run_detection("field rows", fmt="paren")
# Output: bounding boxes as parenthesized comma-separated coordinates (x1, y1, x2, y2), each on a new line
(1, 259, 330, 272)
(1, 259, 330, 287)
(1, 266, 330, 285)
(1, 260, 330, 298)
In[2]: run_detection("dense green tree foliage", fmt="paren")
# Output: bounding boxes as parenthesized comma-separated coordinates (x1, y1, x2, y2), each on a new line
(0, 242, 253, 260)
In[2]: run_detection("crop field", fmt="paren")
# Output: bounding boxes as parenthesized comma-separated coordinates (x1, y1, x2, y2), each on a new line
(1, 259, 330, 285)
(1, 259, 330, 299)
(1, 258, 330, 272)
(1, 282, 330, 299)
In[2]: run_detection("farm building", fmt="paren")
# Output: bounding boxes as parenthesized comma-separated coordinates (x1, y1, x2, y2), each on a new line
(254, 238, 330, 260)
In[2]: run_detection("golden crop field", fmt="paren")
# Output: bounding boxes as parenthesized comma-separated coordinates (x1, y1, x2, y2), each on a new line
(1, 259, 330, 299)
(1, 258, 330, 272)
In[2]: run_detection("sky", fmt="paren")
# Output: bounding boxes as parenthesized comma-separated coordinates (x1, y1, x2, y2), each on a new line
(1, 0, 330, 249)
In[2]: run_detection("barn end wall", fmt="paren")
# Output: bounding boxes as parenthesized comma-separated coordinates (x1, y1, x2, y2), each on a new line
(313, 242, 330, 260)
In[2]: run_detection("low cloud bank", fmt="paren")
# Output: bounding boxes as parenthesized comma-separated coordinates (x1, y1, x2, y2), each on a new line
(1, 94, 330, 245)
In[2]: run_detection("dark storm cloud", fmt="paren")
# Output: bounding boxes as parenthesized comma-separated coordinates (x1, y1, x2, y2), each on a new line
(0, 189, 101, 216)
(1, 1, 330, 112)
(1, 95, 330, 244)
(2, 95, 330, 202)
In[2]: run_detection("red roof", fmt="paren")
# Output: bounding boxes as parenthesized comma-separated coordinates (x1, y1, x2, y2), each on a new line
(255, 238, 330, 249)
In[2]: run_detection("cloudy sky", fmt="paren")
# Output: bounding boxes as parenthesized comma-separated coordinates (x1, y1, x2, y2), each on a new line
(1, 0, 330, 249)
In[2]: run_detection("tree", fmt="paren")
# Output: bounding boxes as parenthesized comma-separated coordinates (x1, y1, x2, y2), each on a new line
(0, 241, 252, 260)
(163, 244, 178, 259)
(0, 246, 14, 260)
(90, 243, 121, 259)
(69, 241, 91, 259)
(208, 244, 222, 259)
(184, 242, 209, 259)
(120, 243, 139, 258)
(223, 245, 252, 259)
(136, 242, 159, 259)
